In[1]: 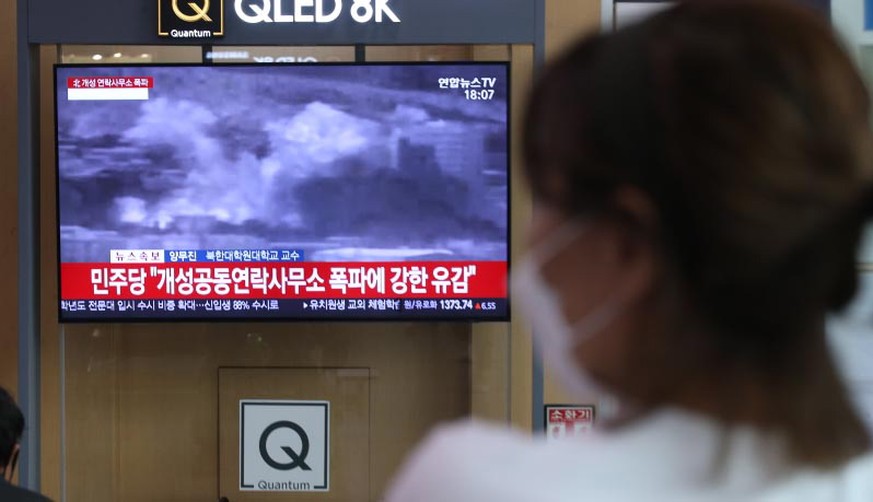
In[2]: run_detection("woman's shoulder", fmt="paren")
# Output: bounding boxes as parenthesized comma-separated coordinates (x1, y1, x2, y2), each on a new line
(382, 419, 646, 501)
(384, 420, 550, 502)
(415, 418, 535, 456)
(382, 408, 796, 502)
(754, 452, 873, 502)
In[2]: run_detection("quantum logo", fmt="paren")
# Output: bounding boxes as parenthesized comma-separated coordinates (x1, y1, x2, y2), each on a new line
(172, 0, 213, 22)
(159, 0, 224, 38)
(234, 0, 400, 24)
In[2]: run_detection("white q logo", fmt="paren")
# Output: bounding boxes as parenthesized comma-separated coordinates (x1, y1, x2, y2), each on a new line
(235, 0, 272, 23)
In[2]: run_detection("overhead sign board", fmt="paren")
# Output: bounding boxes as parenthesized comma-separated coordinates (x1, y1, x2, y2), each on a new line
(240, 400, 330, 492)
(158, 0, 225, 38)
(28, 0, 537, 45)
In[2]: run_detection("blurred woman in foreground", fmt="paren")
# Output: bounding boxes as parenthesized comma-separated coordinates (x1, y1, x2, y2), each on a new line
(386, 1, 873, 500)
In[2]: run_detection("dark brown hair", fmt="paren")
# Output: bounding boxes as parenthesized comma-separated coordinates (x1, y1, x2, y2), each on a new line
(0, 387, 24, 469)
(524, 0, 873, 467)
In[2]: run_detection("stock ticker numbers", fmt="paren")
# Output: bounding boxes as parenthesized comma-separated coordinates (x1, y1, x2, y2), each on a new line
(436, 300, 497, 312)
(439, 299, 472, 311)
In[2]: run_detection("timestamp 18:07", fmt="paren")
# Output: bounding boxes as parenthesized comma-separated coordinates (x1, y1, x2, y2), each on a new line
(464, 89, 496, 101)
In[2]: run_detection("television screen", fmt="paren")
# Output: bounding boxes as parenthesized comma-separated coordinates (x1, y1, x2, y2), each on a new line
(54, 62, 509, 322)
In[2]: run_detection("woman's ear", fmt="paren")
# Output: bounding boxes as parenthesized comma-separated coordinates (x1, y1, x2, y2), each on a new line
(612, 185, 659, 242)
(606, 186, 659, 304)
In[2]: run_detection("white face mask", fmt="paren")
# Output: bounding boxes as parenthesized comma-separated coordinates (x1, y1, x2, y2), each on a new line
(511, 223, 625, 413)
(3, 444, 18, 483)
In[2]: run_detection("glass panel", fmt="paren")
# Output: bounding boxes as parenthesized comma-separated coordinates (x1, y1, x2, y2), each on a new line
(60, 45, 202, 64)
(614, 3, 675, 30)
(365, 45, 510, 62)
(60, 45, 356, 65)
(208, 46, 355, 63)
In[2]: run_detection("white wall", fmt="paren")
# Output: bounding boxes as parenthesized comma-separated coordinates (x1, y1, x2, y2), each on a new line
(829, 0, 873, 435)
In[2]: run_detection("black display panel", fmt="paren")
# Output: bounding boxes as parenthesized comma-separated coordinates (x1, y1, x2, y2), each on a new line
(54, 62, 509, 322)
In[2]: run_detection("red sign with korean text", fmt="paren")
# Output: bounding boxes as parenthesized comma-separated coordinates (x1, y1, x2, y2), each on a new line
(67, 77, 154, 89)
(545, 405, 595, 441)
(60, 261, 507, 300)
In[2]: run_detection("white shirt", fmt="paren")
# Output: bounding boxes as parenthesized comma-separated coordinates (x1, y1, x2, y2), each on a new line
(385, 408, 873, 502)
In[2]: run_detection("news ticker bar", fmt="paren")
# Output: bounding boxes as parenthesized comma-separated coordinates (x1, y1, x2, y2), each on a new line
(59, 298, 508, 321)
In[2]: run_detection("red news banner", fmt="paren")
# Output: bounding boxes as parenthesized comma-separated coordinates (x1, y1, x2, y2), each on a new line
(66, 76, 154, 101)
(67, 76, 154, 89)
(61, 261, 507, 300)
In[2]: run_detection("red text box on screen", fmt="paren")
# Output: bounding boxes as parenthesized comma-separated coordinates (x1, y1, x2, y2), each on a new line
(60, 261, 507, 300)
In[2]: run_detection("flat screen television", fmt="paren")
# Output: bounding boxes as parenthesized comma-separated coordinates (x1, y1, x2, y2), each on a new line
(54, 62, 509, 322)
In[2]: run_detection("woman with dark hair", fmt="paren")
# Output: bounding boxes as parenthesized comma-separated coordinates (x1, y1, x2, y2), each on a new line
(386, 1, 873, 500)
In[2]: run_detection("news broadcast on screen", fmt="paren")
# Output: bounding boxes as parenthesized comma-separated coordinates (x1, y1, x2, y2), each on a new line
(54, 63, 509, 321)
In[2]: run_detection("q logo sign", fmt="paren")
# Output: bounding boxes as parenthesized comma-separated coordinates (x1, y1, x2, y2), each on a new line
(158, 0, 224, 38)
(173, 0, 213, 22)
